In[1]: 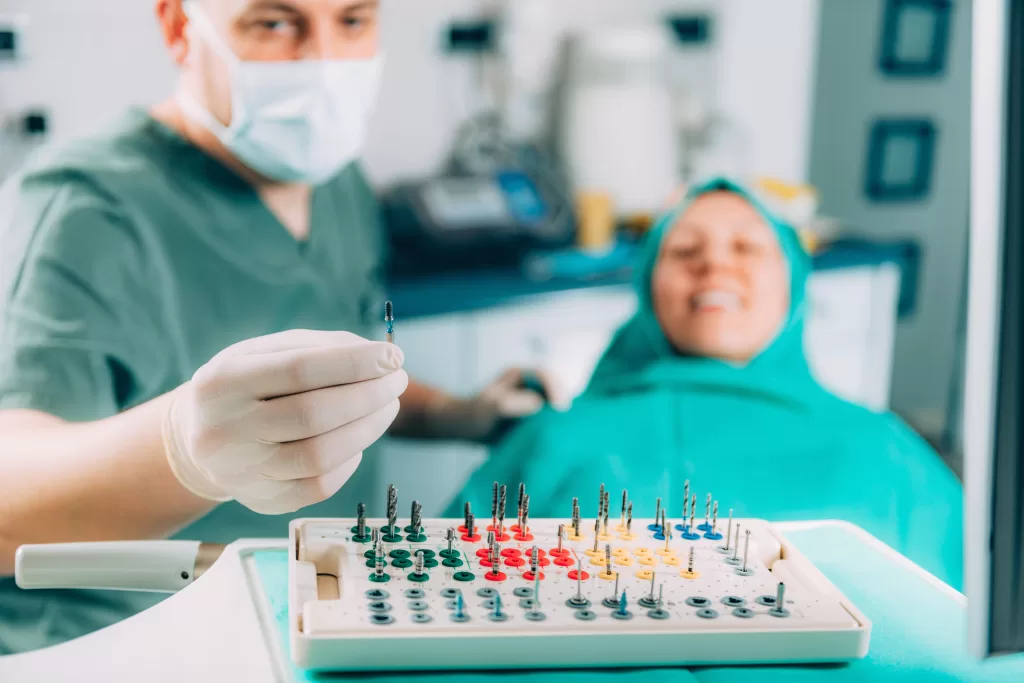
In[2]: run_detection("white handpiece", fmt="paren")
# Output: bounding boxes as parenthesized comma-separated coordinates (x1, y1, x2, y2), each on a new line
(14, 541, 225, 593)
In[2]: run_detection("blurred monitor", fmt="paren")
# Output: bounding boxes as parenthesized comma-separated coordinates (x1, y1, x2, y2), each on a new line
(965, 0, 1024, 659)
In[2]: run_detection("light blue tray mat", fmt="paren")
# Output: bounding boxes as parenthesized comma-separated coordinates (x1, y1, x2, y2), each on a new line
(251, 525, 1024, 682)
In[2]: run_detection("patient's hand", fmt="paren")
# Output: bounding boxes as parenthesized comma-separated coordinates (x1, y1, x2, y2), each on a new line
(429, 369, 565, 445)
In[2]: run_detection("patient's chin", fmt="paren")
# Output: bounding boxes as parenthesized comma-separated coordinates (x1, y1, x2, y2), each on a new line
(674, 330, 758, 363)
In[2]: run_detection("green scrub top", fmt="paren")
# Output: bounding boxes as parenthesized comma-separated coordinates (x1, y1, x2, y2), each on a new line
(0, 110, 387, 653)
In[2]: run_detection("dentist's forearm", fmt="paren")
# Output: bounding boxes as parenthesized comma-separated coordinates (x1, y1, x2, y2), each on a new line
(388, 380, 475, 441)
(0, 397, 216, 575)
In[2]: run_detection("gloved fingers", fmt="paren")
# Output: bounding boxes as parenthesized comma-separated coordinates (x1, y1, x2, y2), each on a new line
(488, 367, 568, 412)
(519, 368, 571, 411)
(223, 329, 375, 355)
(254, 399, 402, 480)
(198, 340, 403, 401)
(237, 453, 365, 515)
(493, 389, 545, 418)
(248, 369, 408, 443)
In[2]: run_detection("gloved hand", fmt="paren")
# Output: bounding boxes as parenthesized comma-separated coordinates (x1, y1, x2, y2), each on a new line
(162, 330, 408, 514)
(426, 368, 566, 444)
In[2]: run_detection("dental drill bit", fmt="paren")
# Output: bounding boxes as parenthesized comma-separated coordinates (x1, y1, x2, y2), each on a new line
(680, 545, 698, 579)
(355, 503, 367, 540)
(768, 582, 790, 617)
(719, 510, 733, 553)
(386, 490, 398, 538)
(592, 519, 601, 553)
(409, 500, 422, 535)
(702, 493, 712, 531)
(605, 543, 613, 575)
(384, 301, 394, 343)
(445, 528, 456, 557)
(567, 556, 589, 608)
(465, 512, 476, 540)
(498, 485, 507, 536)
(683, 480, 690, 519)
(639, 571, 658, 608)
(372, 541, 387, 582)
(517, 483, 526, 524)
(602, 491, 610, 535)
(385, 484, 396, 527)
(626, 502, 633, 537)
(690, 494, 697, 524)
(463, 501, 471, 530)
(742, 529, 751, 573)
(603, 566, 620, 608)
(491, 481, 499, 531)
(705, 501, 722, 540)
(650, 497, 662, 532)
(557, 524, 565, 555)
(620, 489, 628, 529)
(413, 550, 425, 577)
(522, 494, 530, 536)
(732, 525, 742, 561)
(490, 543, 501, 579)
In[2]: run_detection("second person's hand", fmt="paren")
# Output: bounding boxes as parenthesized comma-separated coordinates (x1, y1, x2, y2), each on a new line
(161, 329, 408, 514)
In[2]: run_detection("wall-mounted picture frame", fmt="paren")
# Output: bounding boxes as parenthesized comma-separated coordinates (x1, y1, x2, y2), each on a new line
(878, 0, 953, 76)
(865, 118, 937, 202)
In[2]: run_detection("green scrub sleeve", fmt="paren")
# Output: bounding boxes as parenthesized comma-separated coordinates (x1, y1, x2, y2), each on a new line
(0, 181, 167, 422)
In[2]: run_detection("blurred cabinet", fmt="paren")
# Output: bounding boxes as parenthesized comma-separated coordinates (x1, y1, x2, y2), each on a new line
(378, 264, 900, 514)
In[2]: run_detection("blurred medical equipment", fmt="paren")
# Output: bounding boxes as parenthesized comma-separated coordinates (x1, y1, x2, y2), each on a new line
(15, 541, 225, 593)
(383, 7, 716, 277)
(574, 190, 616, 252)
(559, 24, 683, 219)
(964, 0, 1024, 658)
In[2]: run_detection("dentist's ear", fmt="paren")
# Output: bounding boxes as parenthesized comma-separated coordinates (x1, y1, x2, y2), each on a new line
(156, 0, 192, 66)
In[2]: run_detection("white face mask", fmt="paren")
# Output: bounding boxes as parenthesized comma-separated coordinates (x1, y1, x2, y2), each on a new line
(177, 0, 383, 185)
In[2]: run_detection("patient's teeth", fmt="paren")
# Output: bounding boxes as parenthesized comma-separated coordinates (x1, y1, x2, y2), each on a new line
(692, 291, 741, 310)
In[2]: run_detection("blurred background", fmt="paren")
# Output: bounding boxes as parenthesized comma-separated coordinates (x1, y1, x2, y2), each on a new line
(0, 0, 968, 513)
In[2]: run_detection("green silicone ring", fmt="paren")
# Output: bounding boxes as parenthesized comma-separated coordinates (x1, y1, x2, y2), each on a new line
(389, 549, 411, 559)
(453, 571, 475, 582)
(392, 558, 413, 569)
(408, 572, 430, 583)
(442, 558, 464, 568)
(368, 573, 391, 583)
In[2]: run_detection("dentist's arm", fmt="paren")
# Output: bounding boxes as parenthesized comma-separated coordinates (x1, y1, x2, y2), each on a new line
(0, 330, 407, 576)
(0, 398, 212, 576)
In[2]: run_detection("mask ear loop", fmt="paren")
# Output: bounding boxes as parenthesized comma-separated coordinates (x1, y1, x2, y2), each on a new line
(177, 1, 246, 140)
(181, 1, 241, 67)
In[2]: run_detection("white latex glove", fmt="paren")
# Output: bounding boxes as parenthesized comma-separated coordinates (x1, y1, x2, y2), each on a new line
(162, 330, 408, 514)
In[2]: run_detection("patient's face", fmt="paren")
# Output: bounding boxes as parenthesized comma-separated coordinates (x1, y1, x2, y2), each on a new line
(651, 192, 789, 362)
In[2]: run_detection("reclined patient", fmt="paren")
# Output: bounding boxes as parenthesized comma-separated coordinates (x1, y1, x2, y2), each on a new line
(449, 177, 963, 590)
